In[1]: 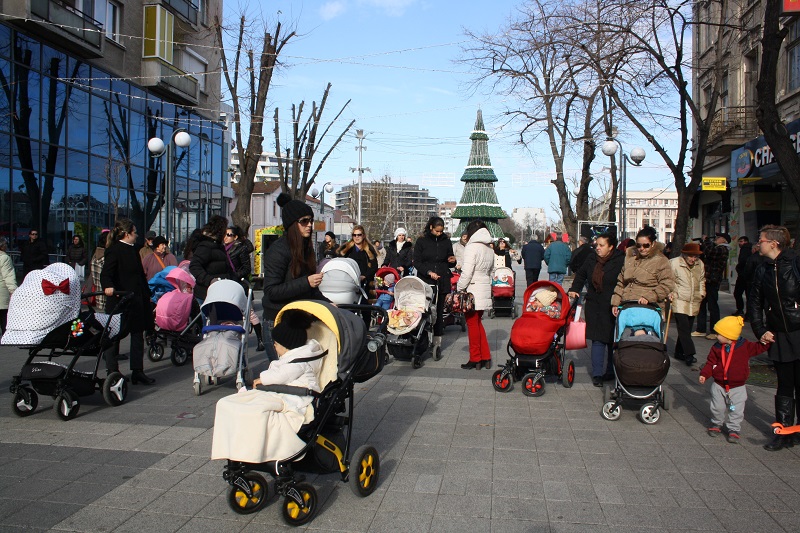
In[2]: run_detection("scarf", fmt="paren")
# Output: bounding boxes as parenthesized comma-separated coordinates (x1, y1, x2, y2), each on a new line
(591, 252, 612, 292)
(396, 240, 404, 254)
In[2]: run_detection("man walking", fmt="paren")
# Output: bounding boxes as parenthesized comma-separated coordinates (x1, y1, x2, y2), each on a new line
(20, 229, 49, 277)
(570, 235, 593, 275)
(544, 235, 571, 286)
(521, 237, 545, 287)
(694, 233, 730, 339)
(733, 236, 751, 316)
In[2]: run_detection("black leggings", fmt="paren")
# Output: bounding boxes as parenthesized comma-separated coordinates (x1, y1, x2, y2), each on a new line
(775, 359, 800, 399)
(432, 277, 450, 336)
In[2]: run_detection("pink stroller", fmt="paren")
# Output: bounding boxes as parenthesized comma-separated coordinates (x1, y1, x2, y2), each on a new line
(148, 268, 202, 366)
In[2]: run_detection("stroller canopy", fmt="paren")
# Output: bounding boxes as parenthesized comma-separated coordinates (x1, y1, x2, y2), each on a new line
(393, 276, 433, 312)
(522, 280, 572, 317)
(201, 279, 248, 322)
(616, 306, 663, 342)
(493, 266, 514, 284)
(166, 267, 196, 290)
(320, 258, 366, 305)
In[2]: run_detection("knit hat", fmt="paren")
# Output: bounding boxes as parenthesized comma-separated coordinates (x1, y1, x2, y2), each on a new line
(534, 287, 558, 307)
(152, 236, 168, 248)
(384, 273, 396, 286)
(277, 192, 314, 229)
(394, 227, 407, 238)
(272, 309, 314, 350)
(325, 231, 336, 240)
(714, 315, 744, 341)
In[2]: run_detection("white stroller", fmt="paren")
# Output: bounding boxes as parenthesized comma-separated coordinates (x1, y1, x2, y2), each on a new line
(191, 279, 252, 396)
(385, 276, 436, 368)
(319, 258, 367, 305)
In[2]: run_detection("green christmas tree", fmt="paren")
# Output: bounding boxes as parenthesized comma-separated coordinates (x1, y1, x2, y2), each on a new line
(452, 110, 507, 239)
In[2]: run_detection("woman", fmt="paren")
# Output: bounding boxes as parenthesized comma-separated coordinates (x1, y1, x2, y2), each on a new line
(262, 193, 327, 362)
(494, 238, 521, 270)
(318, 231, 338, 263)
(225, 225, 265, 351)
(669, 243, 706, 367)
(414, 216, 457, 355)
(66, 235, 88, 280)
(749, 225, 800, 451)
(0, 237, 18, 334)
(89, 230, 111, 313)
(100, 218, 155, 385)
(568, 232, 625, 386)
(338, 225, 378, 290)
(610, 227, 675, 315)
(383, 227, 413, 276)
(457, 220, 494, 369)
(189, 215, 235, 303)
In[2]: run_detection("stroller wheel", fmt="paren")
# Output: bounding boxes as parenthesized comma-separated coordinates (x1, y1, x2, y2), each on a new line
(171, 347, 190, 366)
(282, 482, 318, 526)
(562, 359, 575, 388)
(601, 401, 622, 421)
(193, 381, 202, 396)
(11, 387, 38, 417)
(102, 372, 128, 407)
(228, 472, 269, 514)
(638, 403, 661, 425)
(492, 369, 513, 392)
(147, 343, 164, 362)
(349, 445, 380, 497)
(54, 390, 80, 421)
(522, 373, 545, 397)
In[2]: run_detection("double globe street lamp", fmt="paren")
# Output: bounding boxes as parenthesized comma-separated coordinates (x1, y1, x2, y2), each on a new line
(601, 137, 645, 239)
(148, 130, 192, 247)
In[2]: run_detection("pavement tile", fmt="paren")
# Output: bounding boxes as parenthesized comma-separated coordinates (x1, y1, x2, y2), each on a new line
(111, 512, 190, 533)
(377, 491, 437, 515)
(489, 519, 550, 532)
(367, 510, 432, 533)
(52, 505, 136, 532)
(657, 506, 723, 530)
(174, 517, 246, 533)
(429, 514, 491, 533)
(711, 508, 785, 532)
(491, 496, 548, 521)
(546, 500, 605, 524)
(3, 501, 83, 530)
(434, 493, 491, 518)
(602, 503, 663, 528)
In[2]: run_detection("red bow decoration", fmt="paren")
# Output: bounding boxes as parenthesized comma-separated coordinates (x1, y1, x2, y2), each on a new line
(42, 278, 70, 296)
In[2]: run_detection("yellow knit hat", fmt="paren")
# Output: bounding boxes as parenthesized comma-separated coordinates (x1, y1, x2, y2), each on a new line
(714, 315, 744, 341)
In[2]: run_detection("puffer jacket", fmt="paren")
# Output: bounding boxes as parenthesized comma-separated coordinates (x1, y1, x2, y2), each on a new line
(414, 232, 455, 285)
(749, 249, 800, 338)
(610, 241, 675, 307)
(457, 228, 494, 311)
(383, 240, 413, 273)
(0, 251, 18, 310)
(261, 237, 326, 321)
(669, 256, 706, 316)
(228, 239, 254, 280)
(189, 235, 235, 301)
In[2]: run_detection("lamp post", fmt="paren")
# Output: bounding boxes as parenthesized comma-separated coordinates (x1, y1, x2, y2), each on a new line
(310, 181, 334, 213)
(601, 138, 645, 239)
(148, 129, 191, 246)
(349, 129, 370, 224)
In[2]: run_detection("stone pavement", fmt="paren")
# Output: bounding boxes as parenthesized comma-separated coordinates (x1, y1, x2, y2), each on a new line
(0, 265, 799, 532)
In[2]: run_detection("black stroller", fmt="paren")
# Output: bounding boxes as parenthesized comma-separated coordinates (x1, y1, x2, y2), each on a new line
(214, 300, 387, 526)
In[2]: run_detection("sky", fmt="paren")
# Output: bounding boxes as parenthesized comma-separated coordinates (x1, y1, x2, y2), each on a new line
(224, 0, 678, 223)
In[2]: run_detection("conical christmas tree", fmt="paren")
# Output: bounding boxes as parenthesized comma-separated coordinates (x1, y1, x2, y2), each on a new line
(452, 110, 507, 238)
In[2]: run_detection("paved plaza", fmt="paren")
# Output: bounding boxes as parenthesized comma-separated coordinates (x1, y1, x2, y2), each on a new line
(1, 265, 799, 532)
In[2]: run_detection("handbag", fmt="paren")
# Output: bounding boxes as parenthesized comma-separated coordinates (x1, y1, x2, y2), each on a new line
(565, 304, 587, 350)
(444, 290, 475, 314)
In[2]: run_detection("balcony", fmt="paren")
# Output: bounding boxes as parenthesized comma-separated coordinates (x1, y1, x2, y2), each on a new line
(141, 57, 199, 106)
(707, 106, 760, 156)
(159, 0, 199, 25)
(10, 0, 104, 58)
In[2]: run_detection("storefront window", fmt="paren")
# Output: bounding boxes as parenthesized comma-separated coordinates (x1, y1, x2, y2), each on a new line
(789, 22, 800, 92)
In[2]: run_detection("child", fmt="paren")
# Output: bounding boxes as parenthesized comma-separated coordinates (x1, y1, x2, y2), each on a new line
(375, 273, 396, 310)
(525, 286, 561, 318)
(699, 315, 770, 443)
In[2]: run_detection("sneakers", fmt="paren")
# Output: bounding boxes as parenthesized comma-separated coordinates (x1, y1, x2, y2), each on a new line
(707, 425, 722, 437)
(726, 431, 740, 444)
(691, 331, 706, 337)
(592, 376, 603, 387)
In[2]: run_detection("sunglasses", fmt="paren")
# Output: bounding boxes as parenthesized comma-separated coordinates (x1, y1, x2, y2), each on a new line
(225, 233, 235, 237)
(29, 232, 38, 236)
(298, 217, 314, 226)
(635, 242, 651, 249)
(352, 233, 363, 237)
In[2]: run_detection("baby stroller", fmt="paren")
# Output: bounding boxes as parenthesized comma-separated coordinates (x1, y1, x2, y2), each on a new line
(147, 267, 203, 367)
(489, 266, 516, 318)
(214, 300, 387, 525)
(493, 281, 577, 396)
(2, 263, 130, 420)
(442, 271, 466, 332)
(191, 279, 252, 396)
(374, 266, 400, 310)
(319, 258, 368, 305)
(601, 302, 670, 424)
(385, 276, 436, 368)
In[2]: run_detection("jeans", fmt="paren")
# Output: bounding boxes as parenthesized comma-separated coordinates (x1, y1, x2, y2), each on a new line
(525, 268, 541, 287)
(673, 313, 696, 359)
(548, 272, 565, 286)
(590, 340, 613, 378)
(465, 310, 491, 363)
(262, 319, 278, 364)
(696, 281, 720, 333)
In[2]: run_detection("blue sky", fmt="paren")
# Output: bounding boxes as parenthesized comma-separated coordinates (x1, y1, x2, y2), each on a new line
(226, 0, 676, 222)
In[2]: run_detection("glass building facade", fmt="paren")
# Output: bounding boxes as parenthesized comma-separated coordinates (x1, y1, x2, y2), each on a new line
(0, 24, 227, 258)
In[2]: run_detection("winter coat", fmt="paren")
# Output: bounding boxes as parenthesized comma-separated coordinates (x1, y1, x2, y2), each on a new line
(142, 251, 178, 281)
(749, 249, 800, 338)
(261, 237, 326, 321)
(669, 256, 706, 316)
(189, 235, 235, 301)
(569, 249, 625, 344)
(453, 241, 466, 269)
(700, 338, 770, 389)
(570, 242, 593, 274)
(543, 241, 571, 274)
(736, 244, 752, 276)
(228, 239, 255, 280)
(494, 249, 520, 271)
(20, 238, 48, 275)
(383, 240, 413, 274)
(610, 241, 675, 307)
(521, 240, 545, 270)
(66, 243, 87, 268)
(414, 232, 455, 285)
(89, 248, 107, 312)
(0, 251, 18, 310)
(258, 339, 325, 414)
(702, 241, 730, 284)
(742, 252, 763, 286)
(339, 241, 378, 287)
(457, 228, 495, 311)
(318, 242, 339, 262)
(100, 240, 153, 333)
(375, 246, 386, 268)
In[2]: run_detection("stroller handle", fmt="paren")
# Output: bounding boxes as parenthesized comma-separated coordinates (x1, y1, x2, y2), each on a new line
(617, 300, 662, 312)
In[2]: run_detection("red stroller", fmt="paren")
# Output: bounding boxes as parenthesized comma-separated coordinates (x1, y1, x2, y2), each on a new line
(492, 281, 577, 396)
(375, 267, 401, 311)
(489, 266, 516, 318)
(442, 271, 466, 332)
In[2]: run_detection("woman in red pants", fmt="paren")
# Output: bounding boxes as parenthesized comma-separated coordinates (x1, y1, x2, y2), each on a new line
(457, 220, 495, 369)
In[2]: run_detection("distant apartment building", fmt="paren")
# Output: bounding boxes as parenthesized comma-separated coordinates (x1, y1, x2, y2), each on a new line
(438, 200, 459, 235)
(589, 188, 679, 243)
(229, 150, 295, 184)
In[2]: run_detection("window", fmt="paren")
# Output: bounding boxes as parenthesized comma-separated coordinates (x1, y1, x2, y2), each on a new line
(106, 1, 120, 42)
(143, 5, 174, 63)
(181, 48, 208, 92)
(789, 22, 800, 91)
(720, 71, 729, 119)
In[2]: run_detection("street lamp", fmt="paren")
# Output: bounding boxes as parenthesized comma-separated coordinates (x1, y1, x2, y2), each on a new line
(310, 181, 335, 213)
(601, 138, 645, 239)
(148, 129, 191, 246)
(349, 129, 370, 224)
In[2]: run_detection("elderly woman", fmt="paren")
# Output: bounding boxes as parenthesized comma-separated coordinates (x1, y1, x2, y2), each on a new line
(611, 227, 675, 316)
(669, 242, 706, 366)
(568, 232, 625, 386)
(457, 220, 494, 369)
(0, 237, 18, 334)
(382, 227, 413, 276)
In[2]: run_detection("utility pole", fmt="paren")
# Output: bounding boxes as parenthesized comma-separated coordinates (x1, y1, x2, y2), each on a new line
(349, 129, 370, 225)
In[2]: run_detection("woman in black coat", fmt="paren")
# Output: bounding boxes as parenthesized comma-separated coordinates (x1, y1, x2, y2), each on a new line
(383, 227, 413, 276)
(100, 218, 155, 385)
(225, 225, 264, 350)
(189, 216, 234, 302)
(414, 216, 456, 353)
(568, 232, 625, 387)
(338, 224, 378, 290)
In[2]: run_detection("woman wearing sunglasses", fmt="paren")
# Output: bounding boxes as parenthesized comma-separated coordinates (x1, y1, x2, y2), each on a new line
(610, 226, 675, 317)
(338, 225, 378, 291)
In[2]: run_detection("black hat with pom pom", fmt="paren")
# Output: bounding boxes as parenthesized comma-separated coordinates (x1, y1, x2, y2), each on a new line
(272, 309, 314, 350)
(277, 192, 314, 230)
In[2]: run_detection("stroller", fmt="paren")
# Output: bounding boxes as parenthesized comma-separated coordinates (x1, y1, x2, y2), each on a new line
(319, 258, 368, 305)
(214, 300, 387, 525)
(493, 281, 577, 396)
(601, 302, 671, 424)
(147, 266, 203, 367)
(374, 266, 400, 310)
(385, 276, 436, 368)
(442, 271, 466, 332)
(489, 266, 516, 318)
(191, 279, 252, 396)
(2, 263, 130, 420)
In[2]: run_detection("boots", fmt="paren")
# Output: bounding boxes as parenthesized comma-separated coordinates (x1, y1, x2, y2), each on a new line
(432, 336, 443, 361)
(254, 323, 265, 351)
(764, 395, 796, 451)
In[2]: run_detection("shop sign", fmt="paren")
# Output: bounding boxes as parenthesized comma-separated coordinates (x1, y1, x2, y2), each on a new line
(784, 0, 800, 14)
(702, 177, 727, 191)
(730, 117, 800, 187)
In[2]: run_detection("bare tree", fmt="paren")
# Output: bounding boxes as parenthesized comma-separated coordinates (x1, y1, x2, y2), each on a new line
(215, 15, 295, 235)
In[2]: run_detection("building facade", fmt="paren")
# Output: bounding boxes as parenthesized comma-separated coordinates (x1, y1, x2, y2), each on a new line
(438, 200, 459, 236)
(0, 0, 225, 257)
(589, 188, 679, 244)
